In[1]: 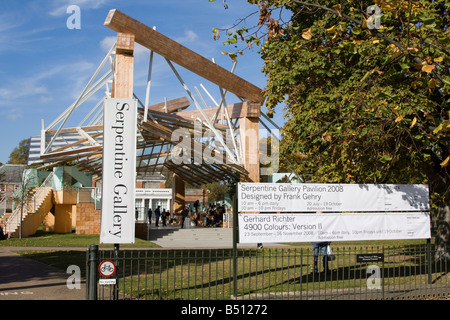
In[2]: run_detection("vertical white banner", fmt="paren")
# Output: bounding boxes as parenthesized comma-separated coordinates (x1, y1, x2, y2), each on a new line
(100, 98, 137, 244)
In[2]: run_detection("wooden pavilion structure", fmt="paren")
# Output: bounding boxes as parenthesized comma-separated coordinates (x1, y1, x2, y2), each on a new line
(29, 10, 278, 214)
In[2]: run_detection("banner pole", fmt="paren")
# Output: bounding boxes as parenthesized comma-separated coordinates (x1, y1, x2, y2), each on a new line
(114, 243, 120, 300)
(427, 238, 432, 285)
(232, 190, 238, 298)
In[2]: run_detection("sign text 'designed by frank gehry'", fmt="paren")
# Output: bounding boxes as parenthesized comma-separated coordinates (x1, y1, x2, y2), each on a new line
(237, 183, 429, 213)
(100, 98, 137, 244)
(237, 183, 431, 243)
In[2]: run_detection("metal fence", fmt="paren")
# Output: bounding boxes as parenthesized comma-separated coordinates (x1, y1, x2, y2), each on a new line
(86, 244, 449, 300)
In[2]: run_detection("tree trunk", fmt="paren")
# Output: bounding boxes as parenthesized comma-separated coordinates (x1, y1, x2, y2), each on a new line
(434, 202, 450, 261)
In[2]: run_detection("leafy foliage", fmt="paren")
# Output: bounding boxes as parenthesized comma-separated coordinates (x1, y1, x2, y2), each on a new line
(212, 0, 450, 209)
(7, 138, 30, 165)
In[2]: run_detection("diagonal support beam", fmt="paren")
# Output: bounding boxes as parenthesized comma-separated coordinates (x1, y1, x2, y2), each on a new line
(104, 9, 265, 104)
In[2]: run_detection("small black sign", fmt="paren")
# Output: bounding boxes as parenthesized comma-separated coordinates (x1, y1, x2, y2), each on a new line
(356, 253, 384, 263)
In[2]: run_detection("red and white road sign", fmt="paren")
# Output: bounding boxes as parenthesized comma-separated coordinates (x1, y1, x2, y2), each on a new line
(98, 260, 116, 278)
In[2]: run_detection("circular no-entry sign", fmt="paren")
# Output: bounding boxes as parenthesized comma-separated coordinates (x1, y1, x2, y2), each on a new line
(99, 260, 116, 278)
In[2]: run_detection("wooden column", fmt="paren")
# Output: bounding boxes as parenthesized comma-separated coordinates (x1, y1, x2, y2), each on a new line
(172, 173, 185, 219)
(54, 204, 72, 233)
(240, 101, 261, 183)
(112, 32, 135, 99)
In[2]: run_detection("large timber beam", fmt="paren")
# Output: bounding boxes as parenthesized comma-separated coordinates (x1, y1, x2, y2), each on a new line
(104, 9, 265, 104)
(112, 32, 135, 99)
(174, 101, 261, 121)
(147, 96, 190, 114)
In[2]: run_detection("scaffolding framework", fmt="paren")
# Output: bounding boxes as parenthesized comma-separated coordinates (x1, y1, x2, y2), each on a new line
(29, 9, 279, 188)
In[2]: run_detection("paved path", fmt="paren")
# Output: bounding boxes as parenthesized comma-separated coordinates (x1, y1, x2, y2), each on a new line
(0, 226, 284, 300)
(0, 247, 86, 300)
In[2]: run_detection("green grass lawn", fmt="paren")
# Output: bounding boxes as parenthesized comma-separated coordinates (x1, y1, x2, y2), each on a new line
(0, 228, 160, 248)
(0, 228, 160, 281)
(1, 228, 445, 300)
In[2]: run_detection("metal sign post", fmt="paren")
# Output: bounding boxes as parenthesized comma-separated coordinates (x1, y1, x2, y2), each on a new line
(99, 97, 137, 300)
(114, 244, 120, 300)
(232, 193, 238, 298)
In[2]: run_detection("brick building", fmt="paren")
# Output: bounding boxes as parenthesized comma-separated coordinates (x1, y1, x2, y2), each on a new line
(0, 164, 26, 213)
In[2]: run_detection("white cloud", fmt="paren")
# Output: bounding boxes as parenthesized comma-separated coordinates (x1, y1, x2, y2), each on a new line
(7, 112, 22, 121)
(0, 61, 94, 108)
(0, 83, 47, 102)
(49, 0, 108, 16)
(40, 96, 54, 103)
(100, 36, 116, 52)
(175, 30, 199, 44)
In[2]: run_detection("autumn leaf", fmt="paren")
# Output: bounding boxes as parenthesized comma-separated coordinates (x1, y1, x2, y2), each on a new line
(410, 117, 417, 129)
(326, 25, 336, 34)
(332, 3, 342, 17)
(371, 69, 383, 75)
(441, 156, 450, 167)
(422, 64, 436, 73)
(302, 28, 312, 40)
(331, 33, 338, 42)
(428, 78, 438, 89)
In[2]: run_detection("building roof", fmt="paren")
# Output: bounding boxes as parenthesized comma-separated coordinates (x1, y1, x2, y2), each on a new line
(0, 164, 25, 184)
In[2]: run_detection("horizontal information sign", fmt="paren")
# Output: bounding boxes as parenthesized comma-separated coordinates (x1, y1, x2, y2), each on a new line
(237, 183, 429, 212)
(238, 212, 431, 243)
(99, 279, 117, 285)
(357, 254, 384, 263)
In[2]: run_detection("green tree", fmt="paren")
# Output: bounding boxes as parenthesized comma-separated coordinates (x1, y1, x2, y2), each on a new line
(202, 181, 228, 203)
(213, 0, 450, 258)
(7, 138, 30, 164)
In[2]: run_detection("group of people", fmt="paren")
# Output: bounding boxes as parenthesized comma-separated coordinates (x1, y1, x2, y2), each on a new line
(147, 206, 172, 227)
(204, 203, 225, 227)
(180, 202, 226, 228)
(181, 202, 226, 228)
(144, 202, 227, 228)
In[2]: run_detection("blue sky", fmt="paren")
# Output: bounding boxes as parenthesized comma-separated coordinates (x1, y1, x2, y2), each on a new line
(0, 0, 285, 164)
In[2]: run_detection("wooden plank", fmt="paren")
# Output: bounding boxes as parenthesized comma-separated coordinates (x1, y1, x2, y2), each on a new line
(112, 32, 135, 99)
(46, 125, 102, 134)
(146, 110, 228, 131)
(174, 102, 246, 120)
(245, 101, 261, 117)
(172, 173, 185, 215)
(240, 116, 260, 183)
(76, 128, 100, 146)
(40, 146, 102, 160)
(116, 32, 135, 54)
(104, 9, 264, 104)
(147, 97, 190, 113)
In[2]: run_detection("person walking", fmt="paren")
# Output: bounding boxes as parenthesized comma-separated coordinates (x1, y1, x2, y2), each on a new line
(312, 241, 331, 273)
(147, 207, 152, 225)
(161, 208, 167, 227)
(154, 206, 161, 227)
(181, 205, 189, 228)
